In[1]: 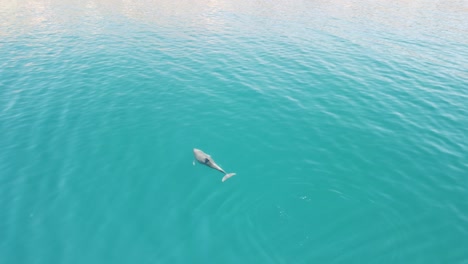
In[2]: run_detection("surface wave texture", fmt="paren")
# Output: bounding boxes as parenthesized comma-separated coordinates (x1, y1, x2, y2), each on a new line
(1, 0, 467, 263)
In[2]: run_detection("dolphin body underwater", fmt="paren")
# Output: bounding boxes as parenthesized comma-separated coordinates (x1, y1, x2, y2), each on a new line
(193, 148, 236, 182)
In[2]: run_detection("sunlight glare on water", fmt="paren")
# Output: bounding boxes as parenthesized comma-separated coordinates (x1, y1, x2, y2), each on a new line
(0, 0, 467, 263)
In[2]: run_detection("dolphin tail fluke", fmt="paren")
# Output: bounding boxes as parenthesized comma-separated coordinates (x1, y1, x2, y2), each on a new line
(222, 173, 236, 182)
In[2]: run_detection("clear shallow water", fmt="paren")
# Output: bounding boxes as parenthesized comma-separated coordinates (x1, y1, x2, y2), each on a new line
(1, 0, 467, 263)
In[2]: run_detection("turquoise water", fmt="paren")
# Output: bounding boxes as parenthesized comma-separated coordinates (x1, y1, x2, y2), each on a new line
(1, 0, 467, 263)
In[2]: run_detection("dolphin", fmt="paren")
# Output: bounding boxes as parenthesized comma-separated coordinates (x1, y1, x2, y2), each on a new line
(193, 148, 236, 182)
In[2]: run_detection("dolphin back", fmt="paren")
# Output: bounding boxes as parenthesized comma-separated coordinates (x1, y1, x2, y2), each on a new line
(194, 148, 236, 182)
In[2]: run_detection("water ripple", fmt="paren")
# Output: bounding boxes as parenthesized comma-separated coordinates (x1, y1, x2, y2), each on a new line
(1, 0, 467, 263)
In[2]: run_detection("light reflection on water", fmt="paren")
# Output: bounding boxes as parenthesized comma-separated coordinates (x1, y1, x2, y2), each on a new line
(0, 0, 467, 263)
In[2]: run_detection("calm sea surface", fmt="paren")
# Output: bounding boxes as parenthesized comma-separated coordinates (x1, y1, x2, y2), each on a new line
(1, 0, 467, 263)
